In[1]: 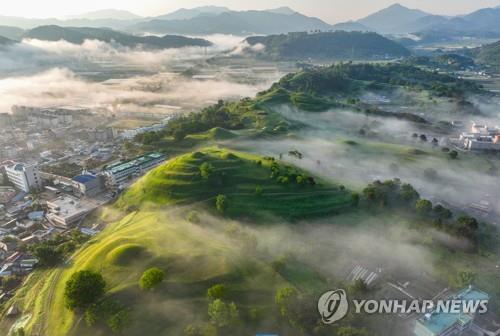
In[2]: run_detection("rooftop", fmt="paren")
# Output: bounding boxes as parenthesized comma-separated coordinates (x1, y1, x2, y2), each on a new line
(73, 174, 97, 184)
(416, 287, 490, 335)
(105, 152, 165, 175)
(47, 195, 95, 218)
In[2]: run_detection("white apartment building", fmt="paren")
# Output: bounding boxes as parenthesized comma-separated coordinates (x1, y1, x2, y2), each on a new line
(5, 163, 43, 193)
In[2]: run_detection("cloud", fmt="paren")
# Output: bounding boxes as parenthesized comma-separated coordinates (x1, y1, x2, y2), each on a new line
(232, 105, 500, 219)
(230, 41, 266, 56)
(0, 67, 273, 115)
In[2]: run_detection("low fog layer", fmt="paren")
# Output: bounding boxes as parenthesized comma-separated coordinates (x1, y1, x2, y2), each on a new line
(0, 35, 245, 76)
(233, 105, 500, 220)
(0, 68, 272, 114)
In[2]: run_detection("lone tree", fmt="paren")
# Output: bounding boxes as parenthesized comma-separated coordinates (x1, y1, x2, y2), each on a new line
(415, 199, 433, 216)
(215, 194, 228, 214)
(139, 267, 165, 290)
(64, 270, 106, 310)
(208, 299, 239, 328)
(107, 310, 132, 334)
(207, 284, 227, 301)
(200, 162, 214, 180)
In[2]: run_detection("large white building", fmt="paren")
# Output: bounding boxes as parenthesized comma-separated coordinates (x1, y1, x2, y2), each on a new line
(5, 163, 43, 192)
(460, 122, 500, 151)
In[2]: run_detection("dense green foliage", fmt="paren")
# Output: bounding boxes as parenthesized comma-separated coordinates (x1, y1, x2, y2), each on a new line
(207, 284, 227, 301)
(64, 270, 106, 310)
(362, 179, 481, 242)
(139, 267, 165, 290)
(403, 54, 476, 70)
(245, 31, 410, 60)
(264, 63, 482, 98)
(24, 25, 212, 49)
(136, 100, 258, 145)
(85, 298, 131, 334)
(474, 40, 500, 66)
(29, 230, 90, 267)
(207, 299, 239, 328)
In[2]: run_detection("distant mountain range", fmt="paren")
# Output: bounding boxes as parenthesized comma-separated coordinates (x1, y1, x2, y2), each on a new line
(350, 3, 500, 37)
(131, 9, 333, 35)
(0, 25, 25, 40)
(23, 25, 212, 49)
(243, 31, 410, 60)
(357, 4, 429, 33)
(2, 4, 500, 39)
(154, 6, 230, 21)
(65, 9, 143, 21)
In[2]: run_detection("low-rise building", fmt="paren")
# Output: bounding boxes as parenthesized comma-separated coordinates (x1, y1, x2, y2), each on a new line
(5, 162, 43, 192)
(46, 195, 96, 227)
(414, 286, 489, 336)
(103, 152, 166, 186)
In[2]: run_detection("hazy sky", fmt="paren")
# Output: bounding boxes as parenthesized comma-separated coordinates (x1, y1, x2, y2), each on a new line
(1, 0, 500, 23)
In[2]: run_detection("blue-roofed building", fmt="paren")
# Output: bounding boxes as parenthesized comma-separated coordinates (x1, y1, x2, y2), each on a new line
(72, 173, 104, 196)
(414, 286, 489, 336)
(28, 211, 45, 221)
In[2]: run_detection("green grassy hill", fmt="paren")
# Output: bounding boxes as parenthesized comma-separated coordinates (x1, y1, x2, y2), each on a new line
(118, 147, 354, 220)
(3, 148, 353, 336)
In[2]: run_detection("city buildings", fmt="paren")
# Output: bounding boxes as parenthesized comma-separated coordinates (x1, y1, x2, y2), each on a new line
(460, 122, 500, 151)
(5, 163, 43, 192)
(103, 152, 166, 186)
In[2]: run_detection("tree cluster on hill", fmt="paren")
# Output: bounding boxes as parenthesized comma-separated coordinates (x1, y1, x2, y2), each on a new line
(65, 270, 132, 334)
(470, 40, 500, 66)
(403, 54, 476, 70)
(263, 62, 482, 99)
(361, 179, 480, 242)
(136, 99, 255, 145)
(268, 157, 316, 186)
(244, 31, 410, 60)
(29, 230, 90, 267)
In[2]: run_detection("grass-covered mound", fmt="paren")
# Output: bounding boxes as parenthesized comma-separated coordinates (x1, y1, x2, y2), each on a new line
(105, 244, 147, 266)
(187, 127, 237, 141)
(117, 147, 354, 220)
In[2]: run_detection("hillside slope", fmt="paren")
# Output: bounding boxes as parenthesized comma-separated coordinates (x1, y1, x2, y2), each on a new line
(5, 148, 352, 336)
(474, 40, 500, 66)
(118, 147, 354, 220)
(244, 31, 410, 60)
